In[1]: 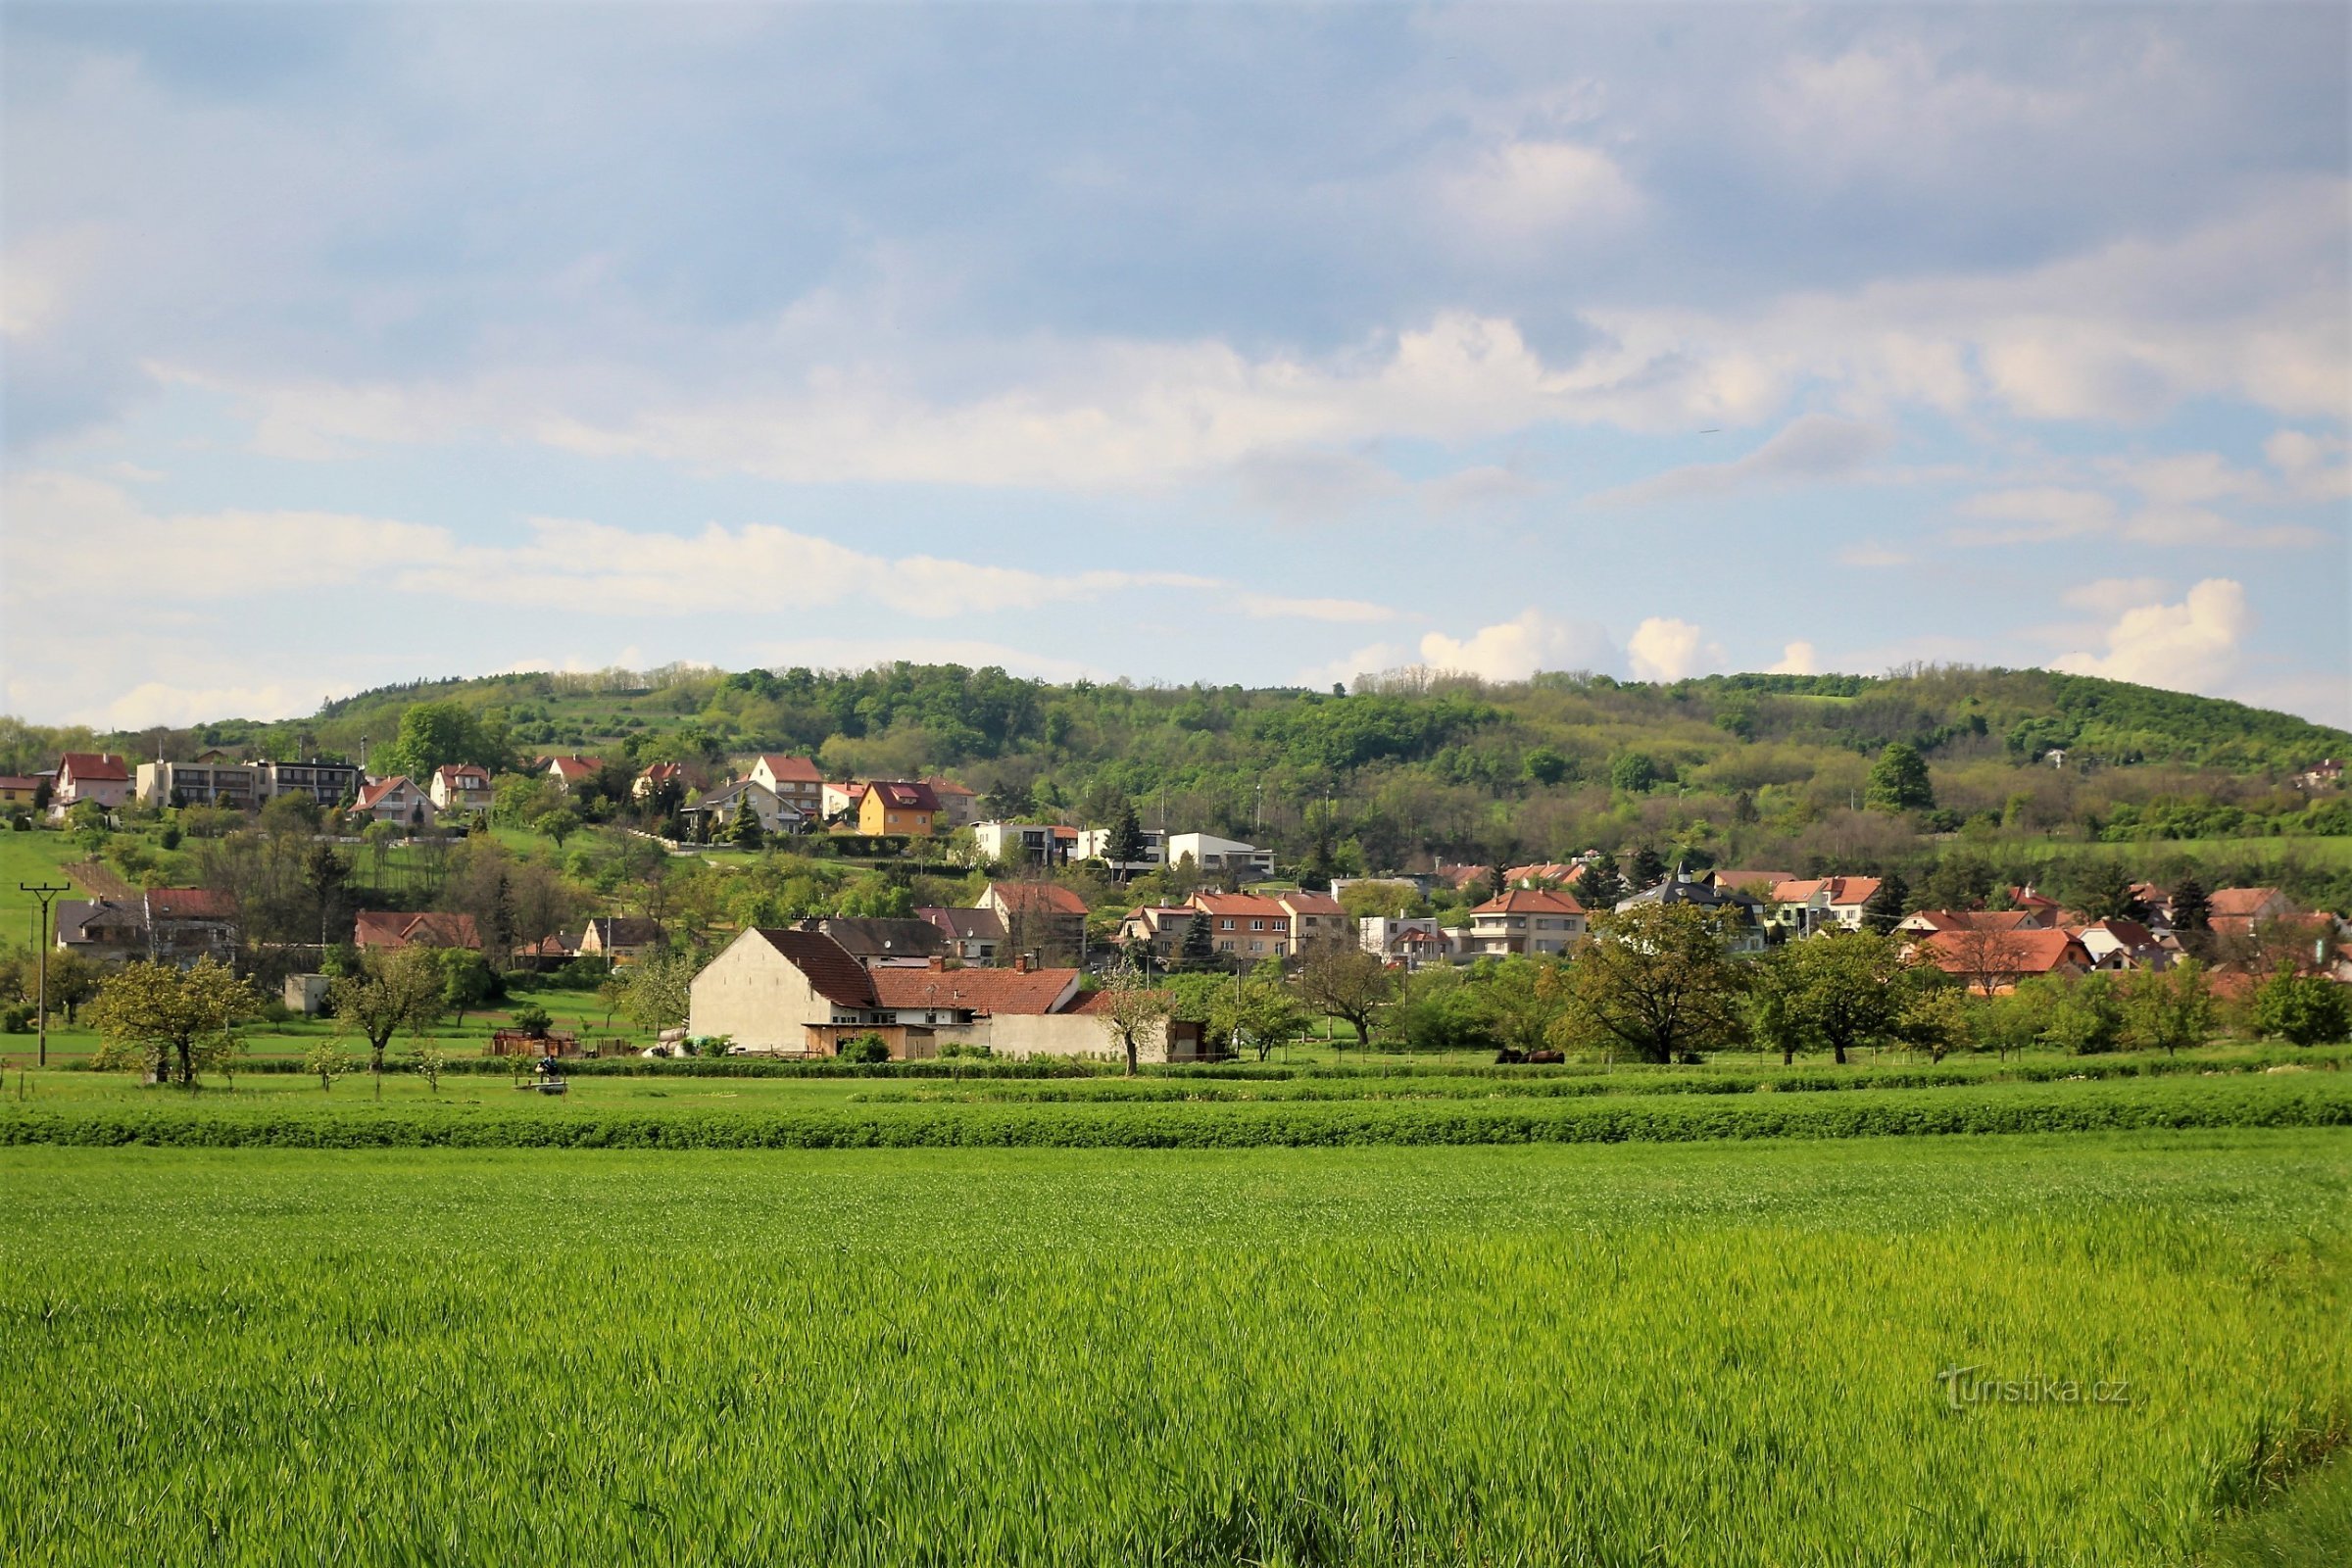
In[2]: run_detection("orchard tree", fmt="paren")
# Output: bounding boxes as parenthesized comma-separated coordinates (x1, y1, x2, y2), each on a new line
(534, 808, 581, 848)
(619, 949, 698, 1035)
(1093, 960, 1173, 1076)
(1555, 904, 1749, 1064)
(1747, 930, 1932, 1065)
(330, 947, 446, 1081)
(85, 958, 261, 1089)
(2121, 958, 2216, 1056)
(2251, 971, 2352, 1047)
(1865, 742, 1936, 812)
(1212, 974, 1311, 1062)
(1294, 943, 1395, 1050)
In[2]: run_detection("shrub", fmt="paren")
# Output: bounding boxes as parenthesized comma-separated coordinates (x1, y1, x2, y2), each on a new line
(837, 1035, 894, 1065)
(2251, 973, 2352, 1048)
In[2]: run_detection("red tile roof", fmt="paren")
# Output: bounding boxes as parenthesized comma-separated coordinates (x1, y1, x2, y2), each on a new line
(871, 964, 1081, 1015)
(1065, 986, 1171, 1016)
(991, 881, 1090, 916)
(752, 928, 878, 1009)
(355, 776, 416, 811)
(1919, 927, 2089, 979)
(2209, 887, 2287, 916)
(1471, 888, 1587, 916)
(354, 909, 482, 950)
(1278, 891, 1346, 915)
(59, 752, 129, 782)
(0, 776, 40, 790)
(634, 762, 682, 784)
(547, 756, 605, 780)
(146, 888, 236, 921)
(757, 755, 824, 783)
(1191, 892, 1292, 918)
(867, 780, 940, 811)
(1906, 909, 2038, 933)
(433, 764, 492, 785)
(922, 776, 977, 797)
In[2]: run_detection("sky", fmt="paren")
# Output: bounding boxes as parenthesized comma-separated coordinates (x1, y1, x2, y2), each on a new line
(3, 2, 2347, 731)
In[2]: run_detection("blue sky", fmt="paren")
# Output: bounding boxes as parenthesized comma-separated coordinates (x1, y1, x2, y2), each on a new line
(4, 2, 2347, 729)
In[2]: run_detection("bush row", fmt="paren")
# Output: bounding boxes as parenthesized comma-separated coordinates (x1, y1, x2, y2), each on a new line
(6, 1079, 2345, 1151)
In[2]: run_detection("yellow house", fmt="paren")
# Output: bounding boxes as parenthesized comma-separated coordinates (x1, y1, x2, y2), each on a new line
(857, 779, 939, 836)
(0, 775, 42, 806)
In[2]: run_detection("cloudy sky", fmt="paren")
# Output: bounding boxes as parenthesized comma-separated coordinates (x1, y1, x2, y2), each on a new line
(4, 3, 2347, 729)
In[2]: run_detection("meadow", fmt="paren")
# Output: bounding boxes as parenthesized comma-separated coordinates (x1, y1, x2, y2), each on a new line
(2, 1130, 2348, 1565)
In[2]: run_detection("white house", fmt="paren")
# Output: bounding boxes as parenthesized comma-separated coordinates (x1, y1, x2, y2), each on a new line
(1163, 832, 1273, 881)
(1072, 825, 1165, 873)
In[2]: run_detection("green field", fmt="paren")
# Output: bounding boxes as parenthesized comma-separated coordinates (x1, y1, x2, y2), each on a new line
(2, 1129, 2347, 1565)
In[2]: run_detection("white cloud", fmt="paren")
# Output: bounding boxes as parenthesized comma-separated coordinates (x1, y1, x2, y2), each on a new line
(1766, 640, 1819, 675)
(2266, 429, 2352, 501)
(2, 470, 1220, 618)
(1590, 415, 1893, 505)
(1418, 611, 1615, 682)
(1951, 486, 2323, 550)
(1626, 616, 1726, 682)
(2061, 577, 2170, 614)
(1438, 140, 1643, 250)
(1239, 594, 1398, 624)
(2052, 578, 2254, 691)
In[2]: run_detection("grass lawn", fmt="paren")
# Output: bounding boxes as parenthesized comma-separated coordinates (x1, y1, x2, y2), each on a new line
(0, 828, 90, 936)
(2, 1129, 2346, 1563)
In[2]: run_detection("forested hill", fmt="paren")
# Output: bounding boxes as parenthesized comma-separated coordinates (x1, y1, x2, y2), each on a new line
(4, 662, 2345, 871)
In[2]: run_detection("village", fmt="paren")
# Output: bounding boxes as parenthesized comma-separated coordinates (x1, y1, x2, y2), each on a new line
(12, 744, 2347, 1068)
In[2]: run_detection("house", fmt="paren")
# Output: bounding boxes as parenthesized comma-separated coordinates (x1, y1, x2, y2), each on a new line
(1765, 876, 1883, 936)
(1164, 832, 1274, 882)
(919, 906, 1008, 964)
(923, 777, 980, 829)
(1502, 862, 1585, 889)
(974, 820, 1076, 867)
(265, 759, 364, 807)
(0, 775, 40, 808)
(2295, 759, 2343, 790)
(2002, 887, 2066, 929)
(1467, 888, 1588, 957)
(858, 780, 939, 837)
(353, 909, 483, 952)
(1915, 927, 2092, 994)
(684, 779, 802, 838)
(1895, 909, 2041, 937)
(983, 881, 1091, 958)
(821, 780, 865, 821)
(1277, 890, 1350, 951)
(631, 761, 685, 802)
(429, 764, 494, 815)
(354, 776, 434, 826)
(52, 753, 131, 816)
(807, 916, 952, 967)
(1117, 905, 1202, 961)
(1072, 825, 1166, 874)
(54, 899, 151, 961)
(1187, 892, 1293, 958)
(2072, 918, 2170, 971)
(1709, 869, 1797, 897)
(544, 755, 607, 794)
(144, 888, 239, 965)
(748, 755, 825, 818)
(1359, 915, 1461, 971)
(136, 760, 264, 810)
(1613, 867, 1768, 953)
(578, 916, 666, 964)
(2208, 887, 2296, 938)
(687, 929, 1172, 1060)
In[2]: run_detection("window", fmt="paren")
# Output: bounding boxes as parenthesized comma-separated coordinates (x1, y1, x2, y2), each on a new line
(1250, 918, 1264, 931)
(1220, 918, 1235, 930)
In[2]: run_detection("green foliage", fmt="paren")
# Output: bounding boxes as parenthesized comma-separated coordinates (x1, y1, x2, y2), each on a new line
(83, 957, 261, 1088)
(1608, 753, 1659, 794)
(379, 701, 506, 781)
(2120, 960, 2217, 1056)
(1865, 742, 1936, 813)
(2251, 972, 2352, 1047)
(618, 951, 697, 1035)
(1556, 905, 1750, 1064)
(837, 1034, 893, 1064)
(509, 1002, 553, 1038)
(1748, 932, 1935, 1065)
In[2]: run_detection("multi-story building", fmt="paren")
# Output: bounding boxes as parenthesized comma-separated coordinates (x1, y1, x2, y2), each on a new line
(982, 881, 1091, 960)
(749, 755, 825, 819)
(1188, 892, 1293, 958)
(265, 760, 362, 807)
(354, 775, 434, 826)
(1164, 833, 1274, 882)
(1277, 890, 1349, 951)
(973, 820, 1076, 866)
(1358, 915, 1462, 971)
(923, 777, 980, 829)
(1467, 889, 1589, 957)
(429, 764, 494, 815)
(51, 754, 131, 816)
(1073, 825, 1166, 874)
(135, 757, 363, 810)
(858, 780, 939, 837)
(1116, 905, 1202, 960)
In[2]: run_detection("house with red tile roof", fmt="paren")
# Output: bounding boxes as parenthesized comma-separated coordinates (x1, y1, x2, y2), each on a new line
(921, 776, 980, 828)
(630, 761, 685, 802)
(687, 929, 1186, 1060)
(2072, 918, 2171, 971)
(543, 755, 607, 793)
(984, 880, 1091, 958)
(1188, 891, 1296, 958)
(1765, 875, 1884, 935)
(354, 775, 434, 825)
(354, 909, 483, 952)
(1277, 890, 1350, 951)
(749, 755, 824, 817)
(429, 764, 494, 814)
(1467, 888, 1588, 956)
(858, 780, 939, 837)
(2207, 887, 2295, 937)
(1914, 927, 2091, 995)
(1116, 905, 1203, 960)
(0, 775, 41, 808)
(52, 753, 131, 815)
(1895, 908, 2040, 936)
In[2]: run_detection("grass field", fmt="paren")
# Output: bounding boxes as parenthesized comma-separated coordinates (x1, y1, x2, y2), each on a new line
(0, 829, 86, 935)
(2, 1129, 2347, 1565)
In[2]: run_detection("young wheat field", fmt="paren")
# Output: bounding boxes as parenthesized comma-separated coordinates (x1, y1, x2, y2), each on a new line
(4, 1129, 2348, 1565)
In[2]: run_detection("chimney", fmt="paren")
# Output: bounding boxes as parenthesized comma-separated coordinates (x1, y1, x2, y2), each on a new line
(927, 954, 945, 972)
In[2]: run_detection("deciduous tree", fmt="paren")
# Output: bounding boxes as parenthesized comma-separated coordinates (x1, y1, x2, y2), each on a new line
(1293, 943, 1394, 1049)
(330, 947, 446, 1081)
(1747, 930, 1931, 1066)
(1865, 742, 1935, 813)
(1093, 960, 1172, 1076)
(85, 958, 260, 1089)
(1555, 904, 1749, 1064)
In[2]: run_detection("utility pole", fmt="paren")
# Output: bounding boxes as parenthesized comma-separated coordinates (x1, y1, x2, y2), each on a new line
(20, 883, 70, 1069)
